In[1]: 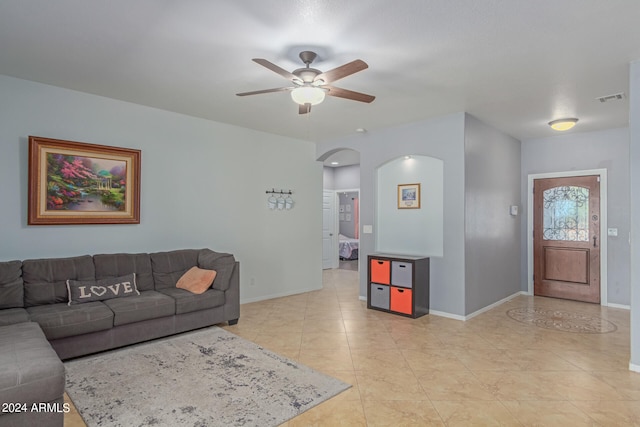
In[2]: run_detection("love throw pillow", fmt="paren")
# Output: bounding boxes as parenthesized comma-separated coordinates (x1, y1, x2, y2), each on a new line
(66, 273, 140, 305)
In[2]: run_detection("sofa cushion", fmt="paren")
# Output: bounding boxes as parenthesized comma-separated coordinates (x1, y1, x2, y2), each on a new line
(94, 253, 155, 291)
(198, 249, 236, 292)
(26, 302, 114, 340)
(176, 267, 216, 294)
(103, 290, 175, 326)
(0, 322, 65, 406)
(0, 308, 30, 326)
(22, 255, 95, 307)
(0, 260, 23, 309)
(150, 249, 200, 289)
(67, 273, 140, 305)
(157, 288, 225, 315)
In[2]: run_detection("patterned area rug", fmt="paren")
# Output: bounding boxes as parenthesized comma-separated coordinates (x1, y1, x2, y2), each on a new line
(65, 327, 350, 426)
(506, 307, 617, 333)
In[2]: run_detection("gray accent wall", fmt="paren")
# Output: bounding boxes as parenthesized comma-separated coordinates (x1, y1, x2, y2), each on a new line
(521, 127, 631, 306)
(322, 167, 335, 190)
(318, 113, 467, 316)
(0, 75, 323, 304)
(338, 192, 358, 238)
(318, 113, 523, 317)
(630, 60, 639, 369)
(333, 165, 360, 190)
(464, 115, 522, 314)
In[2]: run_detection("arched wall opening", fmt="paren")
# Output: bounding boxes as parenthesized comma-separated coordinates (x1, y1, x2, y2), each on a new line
(375, 155, 444, 256)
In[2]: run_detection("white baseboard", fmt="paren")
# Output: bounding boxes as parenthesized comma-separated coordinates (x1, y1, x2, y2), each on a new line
(630, 362, 640, 373)
(359, 291, 527, 321)
(463, 291, 527, 321)
(240, 286, 321, 304)
(359, 295, 367, 302)
(429, 310, 465, 321)
(606, 302, 631, 310)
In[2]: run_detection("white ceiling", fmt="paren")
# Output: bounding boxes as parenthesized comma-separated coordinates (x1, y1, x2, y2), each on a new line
(1, 0, 639, 145)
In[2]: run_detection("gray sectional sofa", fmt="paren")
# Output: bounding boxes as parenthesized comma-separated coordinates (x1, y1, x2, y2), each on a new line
(0, 248, 240, 427)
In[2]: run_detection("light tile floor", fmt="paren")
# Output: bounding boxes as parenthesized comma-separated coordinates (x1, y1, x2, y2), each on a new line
(65, 268, 640, 426)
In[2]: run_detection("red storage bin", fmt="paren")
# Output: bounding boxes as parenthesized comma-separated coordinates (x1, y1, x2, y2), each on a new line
(390, 287, 413, 315)
(370, 259, 390, 284)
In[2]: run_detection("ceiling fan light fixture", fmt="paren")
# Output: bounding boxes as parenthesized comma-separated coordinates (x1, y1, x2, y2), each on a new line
(291, 86, 326, 106)
(548, 118, 578, 131)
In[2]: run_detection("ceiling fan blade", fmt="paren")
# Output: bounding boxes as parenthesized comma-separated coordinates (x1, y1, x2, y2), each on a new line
(315, 59, 368, 84)
(236, 87, 293, 96)
(325, 86, 375, 103)
(252, 58, 298, 81)
(299, 103, 311, 115)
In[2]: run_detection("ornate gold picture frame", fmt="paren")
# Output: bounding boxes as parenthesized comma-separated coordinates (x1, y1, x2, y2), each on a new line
(28, 136, 141, 225)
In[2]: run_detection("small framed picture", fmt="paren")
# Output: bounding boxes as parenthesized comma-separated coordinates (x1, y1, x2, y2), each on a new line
(398, 183, 421, 209)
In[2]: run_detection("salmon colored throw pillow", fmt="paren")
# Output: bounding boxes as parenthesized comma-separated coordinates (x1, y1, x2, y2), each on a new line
(176, 267, 217, 294)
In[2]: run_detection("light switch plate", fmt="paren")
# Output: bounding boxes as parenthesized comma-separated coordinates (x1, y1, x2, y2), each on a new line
(363, 225, 373, 234)
(607, 228, 618, 237)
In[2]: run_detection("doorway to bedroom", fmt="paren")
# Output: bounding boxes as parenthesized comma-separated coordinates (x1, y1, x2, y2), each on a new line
(321, 149, 361, 271)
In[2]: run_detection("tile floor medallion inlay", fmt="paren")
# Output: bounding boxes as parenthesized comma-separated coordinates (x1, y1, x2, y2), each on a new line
(506, 307, 617, 333)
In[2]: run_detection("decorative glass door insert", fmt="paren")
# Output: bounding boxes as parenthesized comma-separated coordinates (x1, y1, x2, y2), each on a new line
(542, 186, 589, 241)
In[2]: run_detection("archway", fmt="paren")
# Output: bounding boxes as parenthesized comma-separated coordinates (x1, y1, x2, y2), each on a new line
(318, 148, 361, 270)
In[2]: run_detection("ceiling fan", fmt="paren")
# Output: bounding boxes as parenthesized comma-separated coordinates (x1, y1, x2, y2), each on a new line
(236, 51, 375, 114)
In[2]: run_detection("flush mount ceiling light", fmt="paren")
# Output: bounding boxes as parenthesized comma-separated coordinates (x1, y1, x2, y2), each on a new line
(290, 86, 326, 106)
(548, 118, 578, 131)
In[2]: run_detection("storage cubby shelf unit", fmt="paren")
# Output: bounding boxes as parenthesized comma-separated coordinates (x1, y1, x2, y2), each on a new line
(367, 253, 429, 318)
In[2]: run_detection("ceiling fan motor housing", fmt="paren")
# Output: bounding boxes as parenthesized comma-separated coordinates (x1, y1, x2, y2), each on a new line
(293, 68, 322, 84)
(294, 51, 322, 84)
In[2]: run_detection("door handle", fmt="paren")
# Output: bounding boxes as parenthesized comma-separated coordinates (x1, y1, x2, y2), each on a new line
(593, 236, 597, 247)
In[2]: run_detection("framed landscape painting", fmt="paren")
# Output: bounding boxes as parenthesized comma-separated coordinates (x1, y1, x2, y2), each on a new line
(28, 136, 141, 225)
(397, 183, 421, 209)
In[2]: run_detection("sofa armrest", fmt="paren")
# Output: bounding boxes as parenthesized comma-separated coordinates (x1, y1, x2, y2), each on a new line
(197, 249, 235, 292)
(223, 261, 240, 324)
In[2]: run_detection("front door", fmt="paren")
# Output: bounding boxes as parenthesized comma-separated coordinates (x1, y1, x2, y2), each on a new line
(533, 175, 601, 303)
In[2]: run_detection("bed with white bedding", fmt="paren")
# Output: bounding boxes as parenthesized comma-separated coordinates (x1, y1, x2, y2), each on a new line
(339, 234, 359, 260)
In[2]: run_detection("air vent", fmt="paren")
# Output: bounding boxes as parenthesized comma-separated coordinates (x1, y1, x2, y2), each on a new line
(596, 92, 625, 103)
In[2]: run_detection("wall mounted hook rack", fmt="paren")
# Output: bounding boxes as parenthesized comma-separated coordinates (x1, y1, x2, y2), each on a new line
(265, 188, 293, 195)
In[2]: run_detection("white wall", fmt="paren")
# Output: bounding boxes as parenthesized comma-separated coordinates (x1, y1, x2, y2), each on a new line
(521, 127, 630, 306)
(376, 155, 444, 257)
(0, 75, 323, 303)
